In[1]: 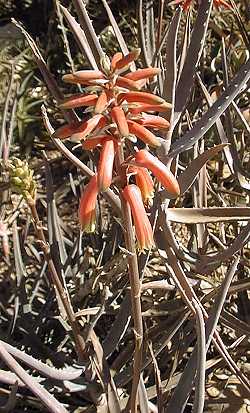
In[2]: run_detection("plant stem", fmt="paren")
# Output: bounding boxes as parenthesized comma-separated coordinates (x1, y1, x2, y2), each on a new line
(27, 199, 86, 362)
(116, 142, 143, 413)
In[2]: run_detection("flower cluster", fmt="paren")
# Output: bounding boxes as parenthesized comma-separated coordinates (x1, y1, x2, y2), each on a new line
(54, 49, 180, 251)
(7, 158, 36, 202)
(171, 0, 231, 10)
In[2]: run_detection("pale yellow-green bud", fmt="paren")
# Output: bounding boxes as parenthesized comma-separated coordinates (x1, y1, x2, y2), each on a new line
(10, 177, 23, 187)
(14, 166, 30, 179)
(7, 158, 36, 202)
(100, 54, 111, 77)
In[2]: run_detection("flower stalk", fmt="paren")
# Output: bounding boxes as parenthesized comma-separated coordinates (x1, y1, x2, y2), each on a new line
(116, 143, 143, 413)
(52, 49, 177, 409)
(28, 200, 86, 361)
(7, 158, 86, 362)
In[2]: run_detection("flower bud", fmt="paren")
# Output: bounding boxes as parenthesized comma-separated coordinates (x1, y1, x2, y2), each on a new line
(131, 166, 154, 207)
(94, 91, 108, 114)
(78, 175, 98, 233)
(111, 52, 123, 71)
(122, 184, 154, 252)
(125, 67, 161, 81)
(115, 76, 141, 91)
(82, 135, 111, 151)
(97, 139, 115, 191)
(128, 104, 172, 115)
(70, 114, 106, 141)
(113, 48, 141, 70)
(58, 94, 98, 109)
(135, 150, 180, 197)
(118, 91, 171, 108)
(111, 106, 129, 137)
(68, 70, 105, 83)
(100, 54, 111, 76)
(136, 114, 170, 130)
(7, 158, 36, 201)
(127, 120, 160, 147)
(52, 122, 82, 140)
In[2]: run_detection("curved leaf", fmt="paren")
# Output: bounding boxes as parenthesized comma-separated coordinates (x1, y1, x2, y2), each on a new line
(178, 144, 227, 194)
(60, 5, 98, 70)
(169, 57, 250, 159)
(173, 0, 213, 125)
(167, 207, 250, 224)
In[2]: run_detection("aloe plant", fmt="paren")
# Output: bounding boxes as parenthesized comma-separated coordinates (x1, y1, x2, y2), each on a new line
(0, 1, 249, 412)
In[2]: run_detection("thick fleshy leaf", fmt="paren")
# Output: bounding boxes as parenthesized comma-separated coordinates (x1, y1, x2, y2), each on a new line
(72, 0, 104, 66)
(169, 57, 250, 159)
(13, 20, 78, 125)
(173, 0, 213, 125)
(196, 73, 234, 174)
(137, 0, 151, 67)
(166, 207, 250, 224)
(60, 5, 98, 70)
(178, 144, 228, 194)
(101, 0, 134, 71)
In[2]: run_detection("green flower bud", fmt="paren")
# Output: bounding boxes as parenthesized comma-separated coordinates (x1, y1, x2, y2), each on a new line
(7, 158, 36, 201)
(10, 177, 23, 187)
(100, 54, 111, 77)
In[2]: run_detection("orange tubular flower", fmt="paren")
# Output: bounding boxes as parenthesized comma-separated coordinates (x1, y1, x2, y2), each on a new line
(129, 104, 172, 115)
(214, 0, 231, 8)
(127, 120, 161, 147)
(118, 91, 171, 108)
(52, 122, 82, 140)
(78, 175, 98, 233)
(60, 73, 79, 84)
(111, 106, 129, 137)
(52, 115, 106, 141)
(130, 166, 154, 207)
(97, 138, 115, 191)
(182, 0, 192, 10)
(172, 0, 231, 10)
(135, 149, 180, 197)
(124, 67, 161, 81)
(63, 70, 106, 85)
(71, 114, 106, 141)
(136, 114, 170, 129)
(94, 91, 108, 114)
(82, 135, 111, 150)
(58, 93, 98, 109)
(113, 48, 141, 70)
(111, 52, 123, 72)
(115, 76, 141, 91)
(122, 184, 155, 252)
